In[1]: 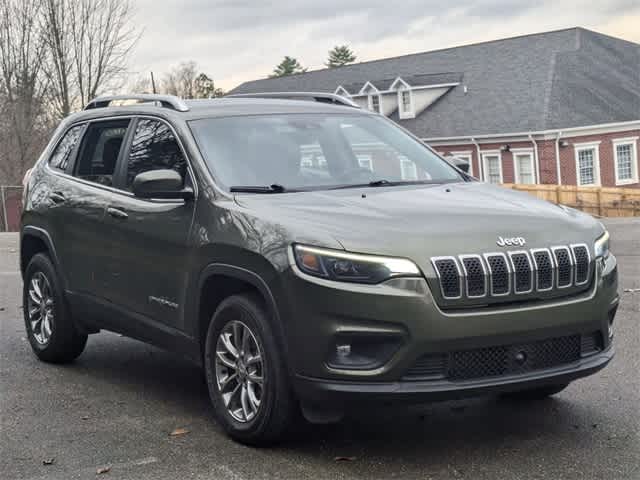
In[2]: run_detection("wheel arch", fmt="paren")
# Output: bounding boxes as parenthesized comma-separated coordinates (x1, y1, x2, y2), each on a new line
(20, 226, 67, 288)
(195, 263, 289, 364)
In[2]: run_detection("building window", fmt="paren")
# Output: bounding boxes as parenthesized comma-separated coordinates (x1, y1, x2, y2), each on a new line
(613, 137, 638, 185)
(574, 142, 601, 186)
(401, 90, 412, 113)
(513, 151, 535, 184)
(368, 94, 381, 113)
(482, 153, 502, 184)
(399, 155, 418, 180)
(451, 152, 473, 176)
(357, 154, 373, 171)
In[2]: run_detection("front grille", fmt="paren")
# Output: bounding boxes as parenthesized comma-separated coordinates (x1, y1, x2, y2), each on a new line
(430, 243, 593, 306)
(432, 257, 461, 299)
(461, 256, 486, 297)
(553, 246, 573, 288)
(403, 334, 597, 382)
(486, 254, 510, 295)
(532, 249, 554, 291)
(509, 252, 533, 293)
(572, 245, 590, 285)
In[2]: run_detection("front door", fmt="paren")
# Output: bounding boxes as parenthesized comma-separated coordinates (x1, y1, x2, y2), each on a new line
(102, 117, 196, 330)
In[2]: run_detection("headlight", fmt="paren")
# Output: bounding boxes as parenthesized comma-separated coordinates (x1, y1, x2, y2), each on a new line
(292, 244, 421, 284)
(594, 230, 610, 259)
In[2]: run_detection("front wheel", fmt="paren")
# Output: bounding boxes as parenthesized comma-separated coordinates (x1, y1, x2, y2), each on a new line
(204, 293, 297, 445)
(23, 253, 87, 363)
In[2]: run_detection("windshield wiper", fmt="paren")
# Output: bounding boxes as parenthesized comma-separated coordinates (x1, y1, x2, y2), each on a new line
(229, 184, 288, 194)
(368, 179, 393, 187)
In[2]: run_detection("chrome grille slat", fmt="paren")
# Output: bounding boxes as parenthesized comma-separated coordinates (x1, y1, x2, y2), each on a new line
(431, 244, 593, 304)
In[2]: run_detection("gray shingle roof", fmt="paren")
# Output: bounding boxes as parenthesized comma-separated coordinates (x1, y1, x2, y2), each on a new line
(229, 28, 640, 138)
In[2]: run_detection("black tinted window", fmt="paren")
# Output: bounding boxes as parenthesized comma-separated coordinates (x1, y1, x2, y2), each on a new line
(75, 120, 129, 187)
(50, 125, 84, 171)
(126, 119, 186, 190)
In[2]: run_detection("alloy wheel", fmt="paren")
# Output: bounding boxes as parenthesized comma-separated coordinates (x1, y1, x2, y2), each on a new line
(215, 320, 264, 423)
(27, 272, 54, 345)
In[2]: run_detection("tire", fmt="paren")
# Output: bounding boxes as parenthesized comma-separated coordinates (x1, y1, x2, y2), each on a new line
(204, 293, 296, 446)
(23, 253, 87, 363)
(502, 383, 569, 400)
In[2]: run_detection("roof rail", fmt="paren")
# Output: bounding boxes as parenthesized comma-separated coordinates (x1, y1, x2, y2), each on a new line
(226, 92, 360, 108)
(84, 94, 190, 112)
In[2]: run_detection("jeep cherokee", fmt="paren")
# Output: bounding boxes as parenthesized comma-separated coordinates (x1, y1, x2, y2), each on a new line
(20, 93, 618, 445)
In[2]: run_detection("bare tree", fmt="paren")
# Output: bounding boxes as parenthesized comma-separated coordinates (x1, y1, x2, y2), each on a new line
(162, 61, 198, 99)
(0, 0, 51, 185)
(42, 0, 140, 117)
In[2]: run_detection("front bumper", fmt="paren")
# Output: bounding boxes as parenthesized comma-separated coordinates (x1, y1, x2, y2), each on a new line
(280, 253, 618, 403)
(293, 345, 614, 406)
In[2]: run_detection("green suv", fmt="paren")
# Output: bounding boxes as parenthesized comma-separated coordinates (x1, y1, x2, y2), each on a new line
(21, 93, 618, 445)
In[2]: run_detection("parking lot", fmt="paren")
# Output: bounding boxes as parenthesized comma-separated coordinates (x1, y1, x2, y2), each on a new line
(1, 218, 638, 480)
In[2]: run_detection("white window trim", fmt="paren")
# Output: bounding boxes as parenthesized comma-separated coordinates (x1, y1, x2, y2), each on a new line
(450, 150, 473, 176)
(574, 141, 601, 186)
(398, 88, 415, 119)
(481, 150, 503, 184)
(612, 137, 639, 186)
(367, 93, 382, 113)
(511, 148, 536, 184)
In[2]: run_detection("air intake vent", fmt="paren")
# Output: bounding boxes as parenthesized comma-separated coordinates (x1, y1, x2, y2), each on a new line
(532, 249, 554, 291)
(432, 257, 461, 299)
(485, 254, 510, 295)
(402, 354, 447, 380)
(572, 244, 590, 285)
(553, 247, 573, 288)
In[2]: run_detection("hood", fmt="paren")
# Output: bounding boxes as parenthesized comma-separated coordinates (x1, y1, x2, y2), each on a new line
(234, 182, 602, 261)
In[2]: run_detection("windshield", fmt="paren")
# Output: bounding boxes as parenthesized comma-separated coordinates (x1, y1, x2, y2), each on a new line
(189, 113, 463, 191)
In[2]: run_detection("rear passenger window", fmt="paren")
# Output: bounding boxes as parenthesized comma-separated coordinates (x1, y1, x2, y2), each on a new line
(74, 120, 129, 187)
(49, 125, 84, 171)
(125, 119, 187, 190)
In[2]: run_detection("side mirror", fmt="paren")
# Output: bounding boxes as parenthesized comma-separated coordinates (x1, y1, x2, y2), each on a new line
(132, 169, 193, 200)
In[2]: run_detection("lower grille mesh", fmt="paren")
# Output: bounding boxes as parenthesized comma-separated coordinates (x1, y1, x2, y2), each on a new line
(404, 334, 589, 382)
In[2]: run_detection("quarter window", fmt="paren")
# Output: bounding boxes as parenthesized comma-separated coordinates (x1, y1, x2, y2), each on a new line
(125, 119, 187, 190)
(49, 125, 84, 171)
(613, 139, 638, 185)
(74, 120, 129, 187)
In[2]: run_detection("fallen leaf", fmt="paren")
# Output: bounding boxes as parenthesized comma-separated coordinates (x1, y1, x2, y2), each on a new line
(42, 458, 55, 465)
(169, 427, 189, 436)
(96, 466, 111, 474)
(81, 415, 90, 420)
(334, 456, 356, 462)
(0, 307, 5, 311)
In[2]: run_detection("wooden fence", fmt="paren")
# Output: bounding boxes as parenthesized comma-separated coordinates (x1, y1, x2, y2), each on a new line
(502, 184, 640, 217)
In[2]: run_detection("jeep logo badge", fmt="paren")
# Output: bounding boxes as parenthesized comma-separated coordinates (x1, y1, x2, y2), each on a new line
(497, 236, 526, 247)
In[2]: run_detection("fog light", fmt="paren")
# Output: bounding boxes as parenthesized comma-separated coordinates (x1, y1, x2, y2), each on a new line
(336, 344, 352, 357)
(327, 335, 403, 370)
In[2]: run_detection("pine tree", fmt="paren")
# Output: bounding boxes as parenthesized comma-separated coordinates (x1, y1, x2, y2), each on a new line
(326, 45, 356, 68)
(269, 56, 307, 78)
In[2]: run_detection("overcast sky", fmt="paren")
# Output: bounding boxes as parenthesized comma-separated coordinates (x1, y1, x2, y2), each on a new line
(129, 0, 640, 91)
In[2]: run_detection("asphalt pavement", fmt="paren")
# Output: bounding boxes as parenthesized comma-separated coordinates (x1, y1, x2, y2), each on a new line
(1, 218, 638, 480)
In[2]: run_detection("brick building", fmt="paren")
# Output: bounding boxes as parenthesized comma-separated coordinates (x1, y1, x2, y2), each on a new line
(230, 28, 640, 188)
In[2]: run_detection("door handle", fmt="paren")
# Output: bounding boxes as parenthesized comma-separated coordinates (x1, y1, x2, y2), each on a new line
(107, 207, 128, 220)
(49, 192, 66, 204)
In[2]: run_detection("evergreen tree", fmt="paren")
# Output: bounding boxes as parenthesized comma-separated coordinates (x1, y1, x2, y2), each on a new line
(269, 56, 307, 78)
(326, 45, 356, 68)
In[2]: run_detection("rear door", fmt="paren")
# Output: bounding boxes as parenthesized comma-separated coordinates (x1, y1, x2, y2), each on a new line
(102, 117, 196, 330)
(54, 119, 131, 297)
